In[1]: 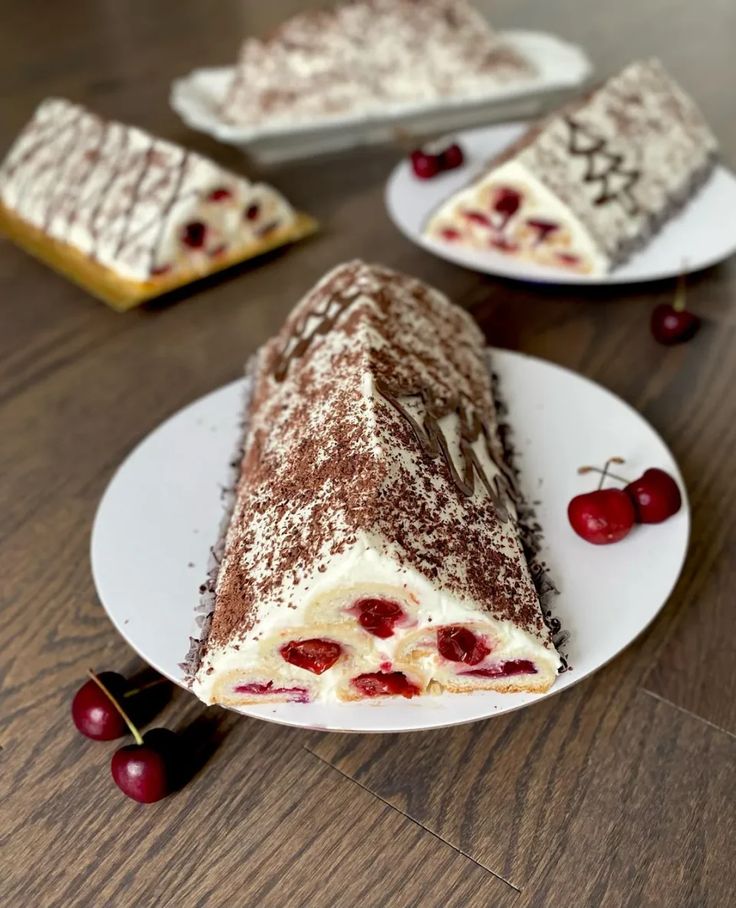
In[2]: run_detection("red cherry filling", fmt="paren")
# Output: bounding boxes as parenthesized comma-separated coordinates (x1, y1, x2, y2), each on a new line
(352, 672, 420, 699)
(354, 598, 404, 638)
(280, 638, 342, 675)
(527, 218, 559, 243)
(244, 203, 261, 221)
(234, 681, 309, 703)
(465, 659, 537, 678)
(556, 252, 581, 267)
(440, 227, 461, 241)
(208, 187, 232, 202)
(437, 626, 491, 665)
(149, 263, 172, 277)
(181, 221, 207, 249)
(493, 187, 521, 221)
(464, 210, 491, 227)
(490, 236, 519, 253)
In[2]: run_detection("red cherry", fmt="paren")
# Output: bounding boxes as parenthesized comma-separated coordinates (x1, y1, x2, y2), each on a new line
(439, 142, 464, 170)
(71, 671, 128, 740)
(410, 149, 441, 180)
(437, 626, 491, 665)
(526, 218, 559, 243)
(354, 598, 404, 638)
(465, 659, 537, 678)
(181, 221, 207, 249)
(650, 304, 700, 345)
(556, 252, 581, 267)
(567, 489, 636, 545)
(208, 187, 232, 202)
(625, 468, 682, 523)
(280, 638, 342, 674)
(351, 671, 421, 699)
(244, 203, 260, 221)
(464, 210, 491, 227)
(111, 728, 177, 803)
(490, 236, 520, 253)
(492, 187, 521, 220)
(440, 227, 460, 241)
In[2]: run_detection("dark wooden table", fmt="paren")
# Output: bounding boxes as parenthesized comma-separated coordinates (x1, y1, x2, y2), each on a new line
(2, 2, 735, 906)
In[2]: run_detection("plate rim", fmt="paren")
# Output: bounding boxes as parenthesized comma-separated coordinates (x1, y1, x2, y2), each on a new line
(90, 348, 690, 733)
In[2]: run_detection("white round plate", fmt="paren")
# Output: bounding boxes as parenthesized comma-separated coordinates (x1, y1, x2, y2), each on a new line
(91, 351, 689, 733)
(386, 122, 736, 285)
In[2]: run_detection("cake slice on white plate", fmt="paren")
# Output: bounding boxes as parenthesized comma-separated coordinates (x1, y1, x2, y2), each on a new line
(189, 261, 561, 706)
(0, 98, 315, 308)
(425, 59, 718, 275)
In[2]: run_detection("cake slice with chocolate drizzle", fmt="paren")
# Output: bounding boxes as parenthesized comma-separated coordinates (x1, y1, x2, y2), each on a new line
(191, 261, 560, 706)
(425, 59, 718, 275)
(0, 98, 315, 309)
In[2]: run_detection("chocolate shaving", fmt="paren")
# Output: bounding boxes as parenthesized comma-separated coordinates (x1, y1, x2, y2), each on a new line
(185, 265, 564, 683)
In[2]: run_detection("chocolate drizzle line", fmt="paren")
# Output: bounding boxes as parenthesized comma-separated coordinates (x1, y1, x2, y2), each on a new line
(566, 117, 641, 216)
(272, 285, 360, 382)
(0, 100, 235, 277)
(375, 379, 516, 522)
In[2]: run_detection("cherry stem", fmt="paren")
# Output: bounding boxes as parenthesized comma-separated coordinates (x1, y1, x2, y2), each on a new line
(577, 465, 630, 484)
(577, 457, 625, 490)
(87, 669, 143, 746)
(673, 272, 686, 313)
(123, 677, 167, 699)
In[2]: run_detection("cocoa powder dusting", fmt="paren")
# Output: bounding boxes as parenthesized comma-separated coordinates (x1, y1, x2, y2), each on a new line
(206, 261, 553, 652)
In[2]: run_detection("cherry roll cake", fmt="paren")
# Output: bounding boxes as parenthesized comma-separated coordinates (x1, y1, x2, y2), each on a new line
(425, 59, 718, 275)
(0, 98, 315, 309)
(190, 261, 561, 706)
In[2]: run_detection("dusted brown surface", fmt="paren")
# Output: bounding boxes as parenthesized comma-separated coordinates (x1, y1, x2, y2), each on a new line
(1, 1, 735, 906)
(201, 262, 551, 670)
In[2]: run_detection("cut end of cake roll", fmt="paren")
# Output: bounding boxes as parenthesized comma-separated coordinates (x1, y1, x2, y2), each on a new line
(425, 58, 718, 276)
(190, 260, 561, 706)
(0, 98, 315, 308)
(425, 167, 610, 275)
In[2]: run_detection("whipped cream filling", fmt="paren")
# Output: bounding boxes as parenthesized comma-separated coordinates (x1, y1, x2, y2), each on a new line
(426, 159, 610, 275)
(193, 381, 560, 705)
(0, 98, 297, 282)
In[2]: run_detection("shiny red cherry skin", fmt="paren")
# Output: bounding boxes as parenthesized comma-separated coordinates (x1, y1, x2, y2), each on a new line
(625, 468, 682, 523)
(410, 149, 441, 179)
(437, 626, 490, 665)
(567, 489, 636, 545)
(111, 729, 178, 803)
(650, 304, 700, 345)
(440, 142, 464, 170)
(71, 672, 128, 740)
(280, 638, 342, 674)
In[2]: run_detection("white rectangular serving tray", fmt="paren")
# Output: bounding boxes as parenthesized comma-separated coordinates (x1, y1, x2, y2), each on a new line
(171, 30, 592, 164)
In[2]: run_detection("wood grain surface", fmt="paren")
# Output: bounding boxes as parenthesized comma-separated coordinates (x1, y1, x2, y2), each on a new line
(1, 2, 735, 907)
